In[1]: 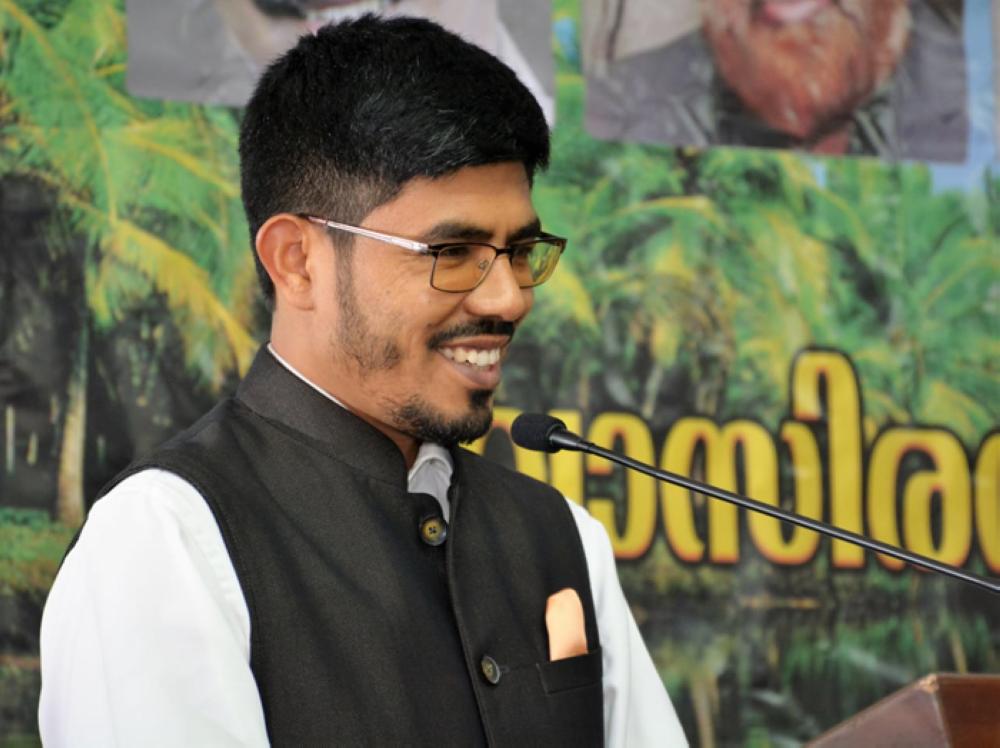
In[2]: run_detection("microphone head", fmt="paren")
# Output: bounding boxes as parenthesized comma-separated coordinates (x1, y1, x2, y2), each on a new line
(511, 413, 567, 453)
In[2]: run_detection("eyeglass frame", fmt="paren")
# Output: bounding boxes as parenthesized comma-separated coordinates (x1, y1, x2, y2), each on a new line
(305, 215, 567, 292)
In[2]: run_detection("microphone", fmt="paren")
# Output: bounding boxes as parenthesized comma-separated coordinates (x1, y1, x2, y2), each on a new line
(511, 414, 999, 594)
(510, 412, 588, 452)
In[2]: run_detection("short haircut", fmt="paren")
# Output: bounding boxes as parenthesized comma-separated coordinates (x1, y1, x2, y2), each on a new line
(239, 14, 551, 299)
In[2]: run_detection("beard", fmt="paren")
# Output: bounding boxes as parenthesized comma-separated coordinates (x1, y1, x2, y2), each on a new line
(334, 249, 403, 374)
(332, 251, 506, 446)
(703, 0, 911, 140)
(388, 390, 494, 446)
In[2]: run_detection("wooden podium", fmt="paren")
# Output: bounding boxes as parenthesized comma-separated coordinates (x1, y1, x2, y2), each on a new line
(810, 673, 1000, 747)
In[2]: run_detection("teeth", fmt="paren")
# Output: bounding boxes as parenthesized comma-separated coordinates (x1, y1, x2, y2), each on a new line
(440, 347, 501, 368)
(307, 3, 380, 25)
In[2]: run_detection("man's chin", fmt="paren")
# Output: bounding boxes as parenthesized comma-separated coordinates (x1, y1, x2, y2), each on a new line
(392, 391, 495, 446)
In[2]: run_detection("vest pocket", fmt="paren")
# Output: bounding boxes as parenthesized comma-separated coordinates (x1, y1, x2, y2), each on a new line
(535, 647, 603, 694)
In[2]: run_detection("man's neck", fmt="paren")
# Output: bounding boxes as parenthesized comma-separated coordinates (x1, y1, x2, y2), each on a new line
(266, 342, 421, 468)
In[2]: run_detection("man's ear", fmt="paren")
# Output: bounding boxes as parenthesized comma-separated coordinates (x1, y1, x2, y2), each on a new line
(255, 214, 319, 310)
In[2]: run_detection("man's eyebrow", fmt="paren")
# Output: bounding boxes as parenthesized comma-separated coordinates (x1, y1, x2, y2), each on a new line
(507, 219, 544, 243)
(421, 218, 543, 245)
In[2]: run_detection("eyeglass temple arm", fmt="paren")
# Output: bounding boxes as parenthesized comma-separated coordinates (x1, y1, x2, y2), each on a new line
(306, 216, 429, 253)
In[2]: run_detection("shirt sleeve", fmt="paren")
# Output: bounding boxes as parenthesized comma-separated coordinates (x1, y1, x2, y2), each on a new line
(565, 499, 689, 748)
(38, 469, 269, 748)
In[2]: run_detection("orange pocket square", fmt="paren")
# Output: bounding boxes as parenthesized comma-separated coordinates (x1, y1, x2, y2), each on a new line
(545, 588, 588, 661)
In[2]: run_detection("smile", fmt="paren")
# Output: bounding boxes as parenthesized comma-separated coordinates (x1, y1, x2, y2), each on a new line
(757, 0, 832, 25)
(305, 2, 381, 23)
(439, 346, 502, 369)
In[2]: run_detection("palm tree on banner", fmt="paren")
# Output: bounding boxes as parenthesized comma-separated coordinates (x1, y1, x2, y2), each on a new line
(0, 0, 257, 526)
(822, 159, 998, 443)
(533, 88, 854, 432)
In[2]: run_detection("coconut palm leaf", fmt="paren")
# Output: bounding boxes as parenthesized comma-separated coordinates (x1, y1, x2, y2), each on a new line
(1, 0, 256, 522)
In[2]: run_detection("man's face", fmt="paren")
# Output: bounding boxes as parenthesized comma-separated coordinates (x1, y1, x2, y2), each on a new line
(308, 162, 537, 446)
(703, 0, 911, 140)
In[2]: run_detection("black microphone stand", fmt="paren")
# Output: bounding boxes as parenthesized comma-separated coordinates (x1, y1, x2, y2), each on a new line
(546, 428, 1000, 595)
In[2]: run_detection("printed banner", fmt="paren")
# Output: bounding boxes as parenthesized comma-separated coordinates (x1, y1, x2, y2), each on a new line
(1, 0, 997, 743)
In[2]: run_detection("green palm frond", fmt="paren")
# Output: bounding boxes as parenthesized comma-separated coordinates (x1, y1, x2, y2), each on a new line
(918, 380, 988, 445)
(103, 219, 256, 375)
(532, 262, 599, 337)
(608, 195, 726, 232)
(1, 0, 255, 386)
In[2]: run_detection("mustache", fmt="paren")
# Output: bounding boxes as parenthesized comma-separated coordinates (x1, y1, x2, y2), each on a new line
(427, 320, 517, 349)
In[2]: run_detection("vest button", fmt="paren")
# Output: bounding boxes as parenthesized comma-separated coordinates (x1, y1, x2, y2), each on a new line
(419, 516, 447, 546)
(480, 655, 501, 685)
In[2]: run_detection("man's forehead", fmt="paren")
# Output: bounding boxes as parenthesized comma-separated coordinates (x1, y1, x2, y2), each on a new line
(363, 162, 538, 235)
(402, 162, 532, 193)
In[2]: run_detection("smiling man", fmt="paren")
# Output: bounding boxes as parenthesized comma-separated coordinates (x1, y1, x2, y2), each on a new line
(272, 162, 550, 460)
(39, 15, 686, 747)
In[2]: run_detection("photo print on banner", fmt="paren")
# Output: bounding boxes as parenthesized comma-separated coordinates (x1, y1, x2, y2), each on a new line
(124, 0, 556, 124)
(582, 0, 971, 161)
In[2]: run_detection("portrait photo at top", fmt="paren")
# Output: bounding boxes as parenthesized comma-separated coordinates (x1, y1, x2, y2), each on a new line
(583, 0, 969, 160)
(125, 0, 556, 121)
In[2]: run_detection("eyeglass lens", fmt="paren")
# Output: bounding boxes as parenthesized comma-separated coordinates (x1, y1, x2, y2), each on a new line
(431, 240, 563, 292)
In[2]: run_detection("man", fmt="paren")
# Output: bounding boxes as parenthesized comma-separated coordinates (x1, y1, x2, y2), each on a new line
(584, 0, 968, 161)
(40, 15, 687, 747)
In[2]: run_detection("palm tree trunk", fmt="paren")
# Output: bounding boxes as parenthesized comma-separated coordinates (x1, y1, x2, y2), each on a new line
(690, 671, 716, 748)
(56, 322, 88, 527)
(577, 368, 590, 413)
(640, 362, 665, 420)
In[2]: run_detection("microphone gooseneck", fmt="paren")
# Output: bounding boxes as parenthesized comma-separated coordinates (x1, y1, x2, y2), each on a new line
(510, 413, 999, 595)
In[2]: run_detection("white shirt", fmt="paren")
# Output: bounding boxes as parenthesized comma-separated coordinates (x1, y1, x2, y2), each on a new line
(39, 354, 687, 747)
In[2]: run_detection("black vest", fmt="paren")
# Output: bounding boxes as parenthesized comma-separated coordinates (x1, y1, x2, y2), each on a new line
(102, 350, 604, 746)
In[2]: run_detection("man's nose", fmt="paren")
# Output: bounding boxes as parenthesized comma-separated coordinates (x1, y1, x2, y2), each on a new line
(463, 255, 532, 321)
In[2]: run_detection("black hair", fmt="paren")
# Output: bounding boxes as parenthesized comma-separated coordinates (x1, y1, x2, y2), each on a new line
(238, 14, 551, 299)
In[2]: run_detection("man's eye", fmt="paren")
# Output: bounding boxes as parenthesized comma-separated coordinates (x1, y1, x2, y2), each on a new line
(439, 245, 474, 259)
(435, 245, 477, 270)
(509, 243, 538, 266)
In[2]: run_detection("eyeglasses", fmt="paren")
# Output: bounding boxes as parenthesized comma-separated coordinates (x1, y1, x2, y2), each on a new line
(306, 216, 566, 293)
